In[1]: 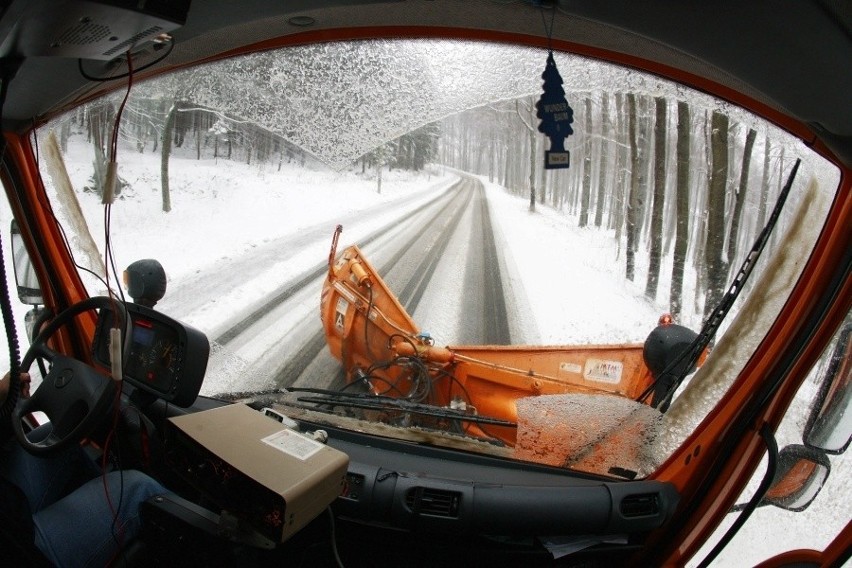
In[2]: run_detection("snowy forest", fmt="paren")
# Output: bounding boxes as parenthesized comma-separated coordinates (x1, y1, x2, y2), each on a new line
(49, 39, 810, 326)
(436, 94, 794, 323)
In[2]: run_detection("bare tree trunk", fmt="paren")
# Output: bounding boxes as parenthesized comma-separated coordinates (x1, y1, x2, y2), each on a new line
(693, 111, 712, 314)
(500, 141, 508, 187)
(726, 127, 756, 274)
(612, 92, 626, 237)
(625, 93, 640, 281)
(59, 120, 71, 153)
(579, 97, 593, 227)
(636, 96, 652, 245)
(489, 136, 495, 183)
(595, 92, 610, 228)
(195, 117, 202, 160)
(704, 110, 729, 318)
(160, 102, 178, 212)
(528, 126, 536, 211)
(670, 101, 691, 321)
(645, 97, 667, 301)
(87, 104, 116, 198)
(756, 135, 771, 232)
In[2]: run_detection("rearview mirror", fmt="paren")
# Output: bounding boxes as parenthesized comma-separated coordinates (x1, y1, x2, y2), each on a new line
(763, 444, 830, 512)
(804, 321, 851, 454)
(10, 219, 43, 306)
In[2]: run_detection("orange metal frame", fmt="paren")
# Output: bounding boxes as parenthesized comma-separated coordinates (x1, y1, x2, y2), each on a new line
(4, 24, 850, 568)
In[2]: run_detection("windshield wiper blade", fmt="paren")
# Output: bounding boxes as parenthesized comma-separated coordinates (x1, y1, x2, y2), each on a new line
(294, 391, 517, 428)
(647, 159, 801, 411)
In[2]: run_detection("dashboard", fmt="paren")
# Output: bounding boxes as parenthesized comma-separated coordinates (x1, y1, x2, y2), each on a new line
(93, 302, 209, 407)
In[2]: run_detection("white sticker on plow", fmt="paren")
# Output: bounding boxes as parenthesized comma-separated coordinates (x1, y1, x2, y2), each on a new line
(559, 362, 583, 374)
(262, 429, 323, 461)
(583, 359, 623, 384)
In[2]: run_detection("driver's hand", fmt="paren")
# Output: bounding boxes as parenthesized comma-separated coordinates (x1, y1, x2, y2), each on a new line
(0, 372, 32, 404)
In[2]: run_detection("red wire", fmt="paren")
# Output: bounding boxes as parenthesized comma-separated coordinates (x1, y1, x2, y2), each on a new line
(101, 49, 135, 563)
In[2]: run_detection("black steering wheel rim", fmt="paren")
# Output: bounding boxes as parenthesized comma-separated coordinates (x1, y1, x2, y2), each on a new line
(12, 296, 129, 455)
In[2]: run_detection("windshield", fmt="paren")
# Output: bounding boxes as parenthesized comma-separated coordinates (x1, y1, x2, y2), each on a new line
(30, 38, 840, 478)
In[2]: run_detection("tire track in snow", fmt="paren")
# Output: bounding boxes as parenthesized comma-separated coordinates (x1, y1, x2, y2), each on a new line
(272, 178, 475, 389)
(284, 174, 510, 390)
(160, 179, 458, 323)
(206, 173, 510, 395)
(458, 179, 511, 344)
(211, 180, 462, 345)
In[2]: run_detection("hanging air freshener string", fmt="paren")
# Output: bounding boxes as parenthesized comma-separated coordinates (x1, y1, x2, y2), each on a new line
(540, 2, 556, 52)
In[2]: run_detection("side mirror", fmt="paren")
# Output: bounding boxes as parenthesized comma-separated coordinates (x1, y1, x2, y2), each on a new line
(804, 322, 851, 454)
(763, 444, 830, 512)
(10, 219, 43, 306)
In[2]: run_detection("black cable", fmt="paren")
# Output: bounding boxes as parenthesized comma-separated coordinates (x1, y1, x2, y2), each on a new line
(0, 58, 23, 420)
(430, 366, 478, 434)
(696, 423, 778, 568)
(387, 333, 419, 355)
(31, 307, 53, 380)
(364, 356, 416, 396)
(77, 39, 174, 82)
(0, 227, 21, 419)
(364, 374, 406, 397)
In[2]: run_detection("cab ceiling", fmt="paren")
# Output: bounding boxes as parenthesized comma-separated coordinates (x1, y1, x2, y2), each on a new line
(0, 0, 849, 166)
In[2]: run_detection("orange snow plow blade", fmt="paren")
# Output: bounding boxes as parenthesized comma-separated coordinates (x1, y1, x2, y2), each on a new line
(321, 232, 702, 465)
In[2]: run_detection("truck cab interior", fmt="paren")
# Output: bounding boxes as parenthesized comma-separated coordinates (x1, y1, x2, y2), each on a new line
(0, 1, 849, 567)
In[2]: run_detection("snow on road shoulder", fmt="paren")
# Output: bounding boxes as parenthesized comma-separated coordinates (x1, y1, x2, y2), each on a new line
(481, 178, 665, 345)
(59, 144, 458, 286)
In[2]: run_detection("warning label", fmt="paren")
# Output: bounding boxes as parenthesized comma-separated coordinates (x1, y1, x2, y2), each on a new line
(583, 359, 623, 384)
(335, 297, 349, 330)
(262, 429, 323, 461)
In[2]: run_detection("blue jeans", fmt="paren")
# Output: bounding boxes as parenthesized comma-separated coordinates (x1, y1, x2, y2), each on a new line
(1, 433, 166, 567)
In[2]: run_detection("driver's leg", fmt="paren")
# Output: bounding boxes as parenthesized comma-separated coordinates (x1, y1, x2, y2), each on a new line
(0, 425, 97, 513)
(32, 469, 166, 568)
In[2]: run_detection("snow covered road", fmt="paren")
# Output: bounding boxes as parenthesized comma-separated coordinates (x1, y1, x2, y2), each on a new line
(158, 172, 516, 395)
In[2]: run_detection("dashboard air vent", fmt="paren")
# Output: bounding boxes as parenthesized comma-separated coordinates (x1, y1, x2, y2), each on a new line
(620, 493, 660, 518)
(404, 487, 461, 518)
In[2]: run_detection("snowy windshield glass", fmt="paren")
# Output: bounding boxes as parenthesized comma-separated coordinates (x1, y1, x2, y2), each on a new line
(32, 39, 839, 478)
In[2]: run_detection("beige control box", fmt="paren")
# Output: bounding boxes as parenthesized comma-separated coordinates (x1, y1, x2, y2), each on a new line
(167, 403, 349, 542)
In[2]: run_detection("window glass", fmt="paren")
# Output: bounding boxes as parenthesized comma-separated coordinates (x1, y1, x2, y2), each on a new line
(690, 311, 851, 566)
(30, 39, 840, 478)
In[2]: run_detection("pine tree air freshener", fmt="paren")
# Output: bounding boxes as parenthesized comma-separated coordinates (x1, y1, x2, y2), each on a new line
(536, 51, 574, 169)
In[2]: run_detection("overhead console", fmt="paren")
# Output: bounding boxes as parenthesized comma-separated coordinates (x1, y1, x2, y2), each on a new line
(93, 301, 209, 407)
(0, 0, 191, 60)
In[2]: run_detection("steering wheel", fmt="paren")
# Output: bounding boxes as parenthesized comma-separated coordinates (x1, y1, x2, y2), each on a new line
(12, 296, 129, 455)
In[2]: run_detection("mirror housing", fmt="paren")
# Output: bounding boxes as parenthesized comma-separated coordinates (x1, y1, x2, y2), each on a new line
(763, 444, 830, 512)
(804, 322, 851, 454)
(10, 219, 43, 306)
(123, 259, 167, 308)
